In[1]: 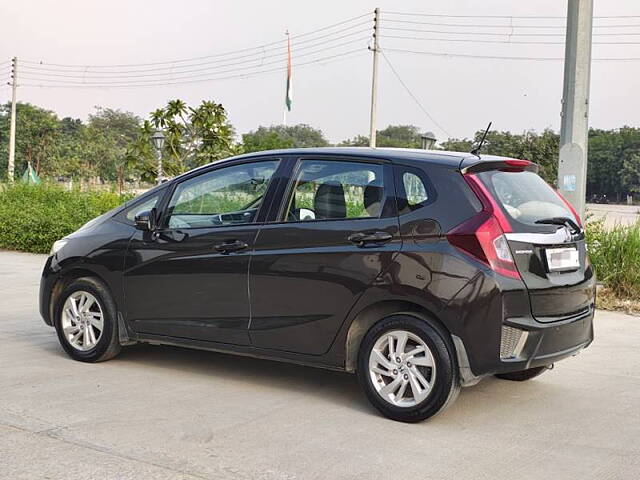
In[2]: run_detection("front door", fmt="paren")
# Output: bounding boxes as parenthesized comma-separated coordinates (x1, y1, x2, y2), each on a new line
(249, 157, 401, 355)
(124, 159, 281, 345)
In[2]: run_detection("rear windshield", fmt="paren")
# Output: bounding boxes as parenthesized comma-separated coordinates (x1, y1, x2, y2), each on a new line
(476, 170, 572, 231)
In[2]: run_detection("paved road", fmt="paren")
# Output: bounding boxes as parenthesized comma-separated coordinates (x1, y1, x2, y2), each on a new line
(586, 203, 639, 228)
(1, 251, 638, 480)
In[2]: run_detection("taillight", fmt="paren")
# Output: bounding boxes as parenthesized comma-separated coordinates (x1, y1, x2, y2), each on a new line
(555, 190, 583, 227)
(447, 213, 521, 280)
(447, 173, 521, 280)
(463, 174, 512, 233)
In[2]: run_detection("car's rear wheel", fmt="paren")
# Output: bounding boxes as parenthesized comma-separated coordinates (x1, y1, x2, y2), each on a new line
(54, 277, 121, 362)
(357, 315, 460, 422)
(495, 366, 548, 381)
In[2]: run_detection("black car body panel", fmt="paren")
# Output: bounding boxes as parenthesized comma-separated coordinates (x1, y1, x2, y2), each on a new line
(40, 147, 596, 382)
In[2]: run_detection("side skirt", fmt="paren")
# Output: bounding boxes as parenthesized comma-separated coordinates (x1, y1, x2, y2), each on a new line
(134, 333, 347, 373)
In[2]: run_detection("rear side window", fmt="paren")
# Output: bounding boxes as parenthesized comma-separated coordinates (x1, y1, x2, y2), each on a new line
(403, 172, 429, 206)
(395, 166, 435, 216)
(284, 160, 386, 221)
(477, 170, 572, 230)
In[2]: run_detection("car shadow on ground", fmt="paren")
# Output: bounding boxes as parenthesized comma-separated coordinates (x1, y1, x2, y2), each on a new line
(37, 331, 568, 421)
(115, 343, 374, 414)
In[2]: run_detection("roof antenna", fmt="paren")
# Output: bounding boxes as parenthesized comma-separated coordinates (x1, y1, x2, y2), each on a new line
(470, 121, 492, 157)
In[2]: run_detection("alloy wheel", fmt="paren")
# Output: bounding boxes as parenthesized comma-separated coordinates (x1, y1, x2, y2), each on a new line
(368, 329, 436, 407)
(61, 291, 104, 351)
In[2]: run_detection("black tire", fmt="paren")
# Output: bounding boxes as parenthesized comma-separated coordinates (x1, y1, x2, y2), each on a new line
(53, 277, 121, 362)
(357, 314, 460, 423)
(495, 366, 548, 381)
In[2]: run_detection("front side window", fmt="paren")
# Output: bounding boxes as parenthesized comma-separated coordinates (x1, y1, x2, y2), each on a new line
(166, 160, 279, 229)
(284, 160, 385, 222)
(126, 194, 160, 222)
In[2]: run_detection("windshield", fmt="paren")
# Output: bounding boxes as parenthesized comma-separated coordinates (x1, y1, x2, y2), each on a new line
(476, 170, 573, 231)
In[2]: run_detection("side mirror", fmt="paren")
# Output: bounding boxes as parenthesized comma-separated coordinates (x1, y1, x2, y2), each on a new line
(134, 208, 157, 231)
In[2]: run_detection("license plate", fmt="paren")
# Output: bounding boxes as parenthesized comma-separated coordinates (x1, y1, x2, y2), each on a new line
(545, 247, 580, 271)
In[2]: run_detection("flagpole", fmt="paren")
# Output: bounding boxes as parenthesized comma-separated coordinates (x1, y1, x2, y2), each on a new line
(284, 29, 292, 126)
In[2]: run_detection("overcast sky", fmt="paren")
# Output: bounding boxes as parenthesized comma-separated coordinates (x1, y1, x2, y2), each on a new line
(1, 0, 638, 143)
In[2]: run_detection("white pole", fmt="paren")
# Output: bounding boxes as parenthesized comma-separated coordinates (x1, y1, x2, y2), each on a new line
(558, 0, 593, 219)
(368, 8, 380, 148)
(8, 57, 17, 183)
(156, 149, 163, 185)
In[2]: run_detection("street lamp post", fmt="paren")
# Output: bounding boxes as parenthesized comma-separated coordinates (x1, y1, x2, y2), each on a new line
(421, 132, 437, 150)
(151, 130, 165, 185)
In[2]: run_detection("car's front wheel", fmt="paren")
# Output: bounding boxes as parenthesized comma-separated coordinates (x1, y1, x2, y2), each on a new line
(54, 277, 121, 362)
(357, 315, 460, 422)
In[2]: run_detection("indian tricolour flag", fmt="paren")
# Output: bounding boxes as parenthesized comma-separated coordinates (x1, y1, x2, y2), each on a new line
(285, 33, 292, 112)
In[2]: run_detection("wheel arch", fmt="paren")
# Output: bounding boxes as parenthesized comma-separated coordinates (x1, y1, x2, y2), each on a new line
(49, 267, 111, 323)
(344, 300, 455, 373)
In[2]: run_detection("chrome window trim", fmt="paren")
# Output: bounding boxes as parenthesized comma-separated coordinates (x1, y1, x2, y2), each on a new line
(505, 228, 579, 245)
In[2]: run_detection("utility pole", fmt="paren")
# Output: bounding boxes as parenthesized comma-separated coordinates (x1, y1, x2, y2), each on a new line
(368, 8, 380, 148)
(558, 0, 593, 219)
(8, 57, 17, 183)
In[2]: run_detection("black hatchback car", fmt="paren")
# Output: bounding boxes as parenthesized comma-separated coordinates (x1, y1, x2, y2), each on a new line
(40, 148, 595, 422)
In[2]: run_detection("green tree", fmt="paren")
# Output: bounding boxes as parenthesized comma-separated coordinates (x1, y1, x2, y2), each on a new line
(85, 107, 142, 189)
(340, 125, 427, 148)
(0, 102, 60, 179)
(149, 99, 237, 172)
(621, 154, 640, 195)
(440, 129, 560, 184)
(587, 127, 640, 200)
(242, 124, 329, 152)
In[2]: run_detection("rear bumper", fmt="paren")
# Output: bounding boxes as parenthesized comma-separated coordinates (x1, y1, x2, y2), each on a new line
(496, 305, 594, 373)
(455, 305, 594, 385)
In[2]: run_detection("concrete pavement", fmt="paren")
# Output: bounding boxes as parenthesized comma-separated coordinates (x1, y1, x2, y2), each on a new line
(0, 250, 638, 480)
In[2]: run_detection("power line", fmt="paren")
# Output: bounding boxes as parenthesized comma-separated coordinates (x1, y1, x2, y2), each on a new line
(385, 11, 640, 19)
(384, 47, 640, 62)
(21, 27, 369, 75)
(383, 18, 640, 30)
(19, 49, 368, 89)
(19, 37, 369, 82)
(21, 13, 372, 69)
(20, 29, 370, 77)
(379, 48, 451, 138)
(381, 34, 640, 46)
(384, 26, 640, 37)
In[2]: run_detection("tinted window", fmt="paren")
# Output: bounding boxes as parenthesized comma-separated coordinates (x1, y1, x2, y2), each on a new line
(284, 160, 385, 221)
(166, 160, 279, 229)
(403, 172, 429, 206)
(477, 170, 572, 229)
(126, 194, 160, 222)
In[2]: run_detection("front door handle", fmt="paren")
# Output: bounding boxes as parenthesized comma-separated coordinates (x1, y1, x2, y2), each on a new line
(214, 240, 248, 253)
(348, 231, 393, 247)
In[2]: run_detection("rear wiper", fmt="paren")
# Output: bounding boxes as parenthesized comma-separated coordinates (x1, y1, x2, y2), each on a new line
(535, 217, 581, 234)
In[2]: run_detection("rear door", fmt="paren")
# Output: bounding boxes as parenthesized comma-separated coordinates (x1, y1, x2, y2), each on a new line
(248, 156, 401, 355)
(473, 168, 595, 321)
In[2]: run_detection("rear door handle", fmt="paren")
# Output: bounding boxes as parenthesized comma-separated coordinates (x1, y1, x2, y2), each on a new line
(348, 231, 393, 247)
(214, 240, 248, 253)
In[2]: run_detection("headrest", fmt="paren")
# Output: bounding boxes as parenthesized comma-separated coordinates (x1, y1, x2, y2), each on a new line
(314, 182, 346, 219)
(364, 182, 384, 217)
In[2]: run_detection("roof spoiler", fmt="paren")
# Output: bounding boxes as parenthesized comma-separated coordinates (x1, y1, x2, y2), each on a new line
(460, 157, 539, 174)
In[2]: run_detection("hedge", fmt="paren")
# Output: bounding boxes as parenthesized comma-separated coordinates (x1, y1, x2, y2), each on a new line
(0, 183, 132, 254)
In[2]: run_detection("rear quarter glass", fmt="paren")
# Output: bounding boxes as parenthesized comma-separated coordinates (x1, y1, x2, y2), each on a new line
(475, 170, 574, 233)
(405, 164, 482, 231)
